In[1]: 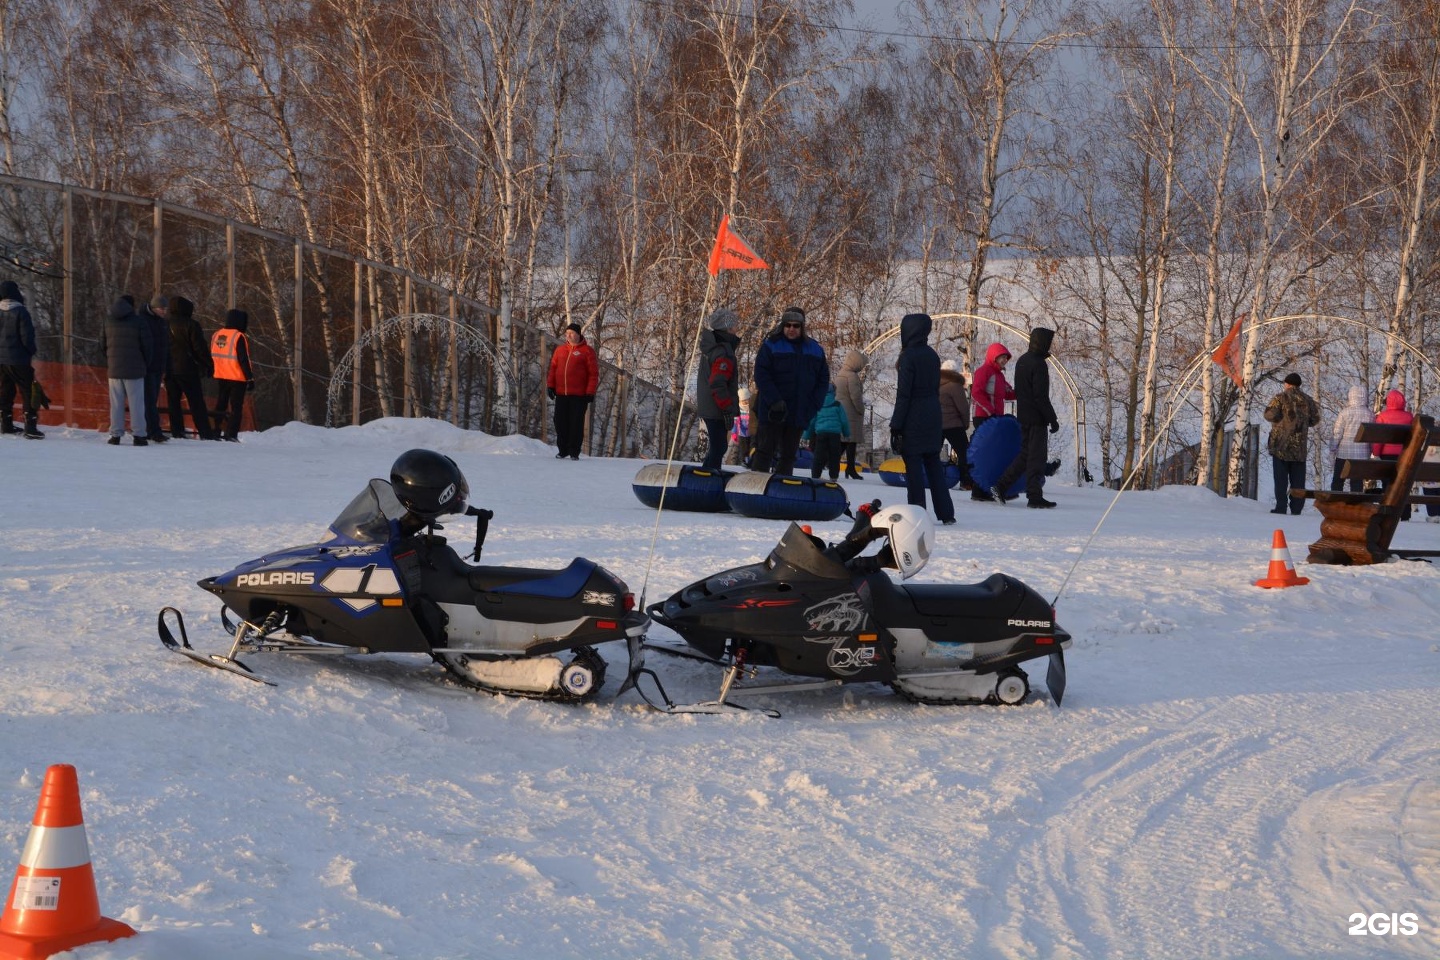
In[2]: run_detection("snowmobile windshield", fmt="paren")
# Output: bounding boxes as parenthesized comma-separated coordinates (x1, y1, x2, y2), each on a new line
(325, 479, 408, 544)
(766, 522, 852, 580)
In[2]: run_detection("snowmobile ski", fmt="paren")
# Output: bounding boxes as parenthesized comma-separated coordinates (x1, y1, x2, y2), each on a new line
(157, 607, 275, 686)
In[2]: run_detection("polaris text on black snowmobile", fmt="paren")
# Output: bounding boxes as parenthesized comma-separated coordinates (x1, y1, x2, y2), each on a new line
(158, 449, 648, 700)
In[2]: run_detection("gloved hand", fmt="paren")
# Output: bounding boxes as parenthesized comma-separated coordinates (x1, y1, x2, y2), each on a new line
(768, 401, 787, 424)
(1049, 420, 1060, 434)
(724, 414, 736, 431)
(547, 386, 556, 401)
(585, 394, 595, 406)
(890, 431, 903, 452)
(246, 380, 255, 393)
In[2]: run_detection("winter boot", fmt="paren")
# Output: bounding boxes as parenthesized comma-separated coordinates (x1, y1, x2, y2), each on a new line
(1, 414, 18, 435)
(22, 415, 44, 439)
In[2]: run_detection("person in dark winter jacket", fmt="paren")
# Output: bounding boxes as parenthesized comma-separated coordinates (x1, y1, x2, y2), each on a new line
(992, 327, 1059, 508)
(833, 349, 867, 479)
(0, 279, 44, 438)
(546, 322, 599, 460)
(164, 296, 216, 439)
(1263, 372, 1320, 515)
(750, 306, 830, 476)
(802, 384, 850, 480)
(695, 308, 741, 471)
(939, 360, 972, 489)
(211, 308, 254, 442)
(139, 297, 172, 442)
(102, 296, 155, 445)
(890, 312, 955, 524)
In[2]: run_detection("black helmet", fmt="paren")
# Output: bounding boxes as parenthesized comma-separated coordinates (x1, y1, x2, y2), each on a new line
(389, 449, 468, 521)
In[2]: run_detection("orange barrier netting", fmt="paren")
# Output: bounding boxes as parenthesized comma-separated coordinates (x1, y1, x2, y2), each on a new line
(18, 361, 254, 435)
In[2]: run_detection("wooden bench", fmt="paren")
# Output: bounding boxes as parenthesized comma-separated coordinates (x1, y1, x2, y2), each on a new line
(1294, 415, 1440, 565)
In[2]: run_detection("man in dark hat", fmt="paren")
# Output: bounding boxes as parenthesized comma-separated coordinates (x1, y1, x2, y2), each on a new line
(1263, 372, 1320, 515)
(546, 321, 598, 459)
(0, 279, 44, 438)
(751, 306, 830, 476)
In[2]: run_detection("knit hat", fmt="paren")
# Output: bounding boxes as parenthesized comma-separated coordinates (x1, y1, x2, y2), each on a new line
(225, 308, 249, 330)
(707, 308, 739, 331)
(1284, 372, 1302, 386)
(738, 386, 752, 402)
(940, 359, 960, 372)
(780, 307, 805, 327)
(153, 295, 170, 310)
(565, 322, 583, 335)
(0, 280, 20, 302)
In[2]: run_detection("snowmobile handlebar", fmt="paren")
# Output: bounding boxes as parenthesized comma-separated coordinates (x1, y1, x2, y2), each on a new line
(826, 499, 884, 566)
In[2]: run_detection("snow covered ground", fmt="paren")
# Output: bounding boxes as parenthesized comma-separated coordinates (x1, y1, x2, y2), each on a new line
(2, 418, 1438, 960)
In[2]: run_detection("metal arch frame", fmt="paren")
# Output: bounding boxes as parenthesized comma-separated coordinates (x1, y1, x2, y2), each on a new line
(865, 313, 1089, 486)
(325, 313, 516, 428)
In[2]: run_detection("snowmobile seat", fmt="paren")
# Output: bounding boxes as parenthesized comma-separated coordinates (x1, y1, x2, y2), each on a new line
(897, 572, 1021, 619)
(469, 557, 597, 599)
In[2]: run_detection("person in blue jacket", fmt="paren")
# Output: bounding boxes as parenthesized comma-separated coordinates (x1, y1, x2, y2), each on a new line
(750, 306, 830, 476)
(802, 384, 850, 480)
(890, 312, 955, 525)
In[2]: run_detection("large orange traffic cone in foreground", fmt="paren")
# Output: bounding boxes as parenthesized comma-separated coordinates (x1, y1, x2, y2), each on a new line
(1254, 529, 1310, 589)
(0, 765, 135, 959)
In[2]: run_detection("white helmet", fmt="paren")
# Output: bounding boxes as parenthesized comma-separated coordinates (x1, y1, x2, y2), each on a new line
(870, 504, 934, 579)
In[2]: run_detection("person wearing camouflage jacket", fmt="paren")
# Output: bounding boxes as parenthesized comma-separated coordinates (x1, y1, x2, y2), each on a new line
(1263, 372, 1321, 515)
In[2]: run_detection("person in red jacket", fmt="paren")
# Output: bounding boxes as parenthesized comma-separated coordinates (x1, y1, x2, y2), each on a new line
(1371, 388, 1415, 520)
(970, 342, 1015, 427)
(546, 322, 599, 460)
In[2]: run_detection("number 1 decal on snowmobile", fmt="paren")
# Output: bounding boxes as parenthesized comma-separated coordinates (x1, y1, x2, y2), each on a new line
(629, 500, 1070, 715)
(154, 450, 648, 701)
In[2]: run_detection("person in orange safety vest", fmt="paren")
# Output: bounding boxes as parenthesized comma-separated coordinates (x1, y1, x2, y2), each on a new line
(210, 309, 253, 442)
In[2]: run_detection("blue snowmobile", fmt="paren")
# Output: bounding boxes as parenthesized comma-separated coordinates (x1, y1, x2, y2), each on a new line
(158, 449, 648, 700)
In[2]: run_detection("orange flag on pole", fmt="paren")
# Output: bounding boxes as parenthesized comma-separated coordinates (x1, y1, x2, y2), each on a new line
(1211, 314, 1244, 387)
(707, 215, 769, 276)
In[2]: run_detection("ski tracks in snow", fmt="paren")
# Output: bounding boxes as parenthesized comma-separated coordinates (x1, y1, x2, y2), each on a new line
(985, 693, 1440, 959)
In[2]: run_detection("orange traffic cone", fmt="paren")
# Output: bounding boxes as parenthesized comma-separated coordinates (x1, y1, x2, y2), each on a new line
(1254, 529, 1310, 589)
(0, 765, 135, 960)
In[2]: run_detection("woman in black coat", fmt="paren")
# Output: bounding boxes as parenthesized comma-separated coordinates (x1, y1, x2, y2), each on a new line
(890, 312, 955, 524)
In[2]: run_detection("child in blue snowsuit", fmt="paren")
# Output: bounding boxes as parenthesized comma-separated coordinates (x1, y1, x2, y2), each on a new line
(803, 385, 851, 480)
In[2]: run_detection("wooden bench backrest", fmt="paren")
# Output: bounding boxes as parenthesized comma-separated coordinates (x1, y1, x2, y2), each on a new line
(1352, 422, 1440, 446)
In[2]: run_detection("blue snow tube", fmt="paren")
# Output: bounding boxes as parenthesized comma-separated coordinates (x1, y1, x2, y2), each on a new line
(877, 457, 907, 487)
(967, 415, 1026, 498)
(632, 463, 734, 512)
(724, 471, 849, 521)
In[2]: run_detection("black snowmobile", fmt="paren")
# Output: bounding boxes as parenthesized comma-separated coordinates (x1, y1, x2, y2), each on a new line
(633, 500, 1069, 713)
(158, 449, 648, 700)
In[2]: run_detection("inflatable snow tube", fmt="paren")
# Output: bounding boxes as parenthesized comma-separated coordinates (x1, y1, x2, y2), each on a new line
(724, 471, 849, 521)
(967, 415, 1026, 498)
(877, 456, 907, 487)
(632, 463, 734, 512)
(876, 456, 964, 489)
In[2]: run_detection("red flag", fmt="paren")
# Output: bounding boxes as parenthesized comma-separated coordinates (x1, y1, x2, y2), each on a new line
(707, 215, 769, 276)
(1211, 314, 1244, 388)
